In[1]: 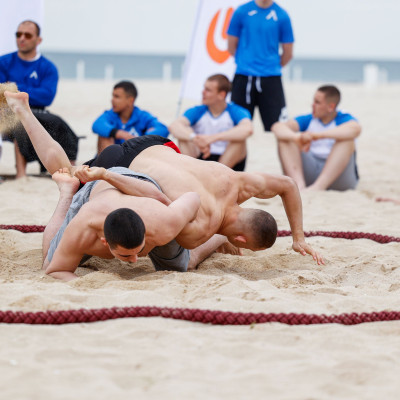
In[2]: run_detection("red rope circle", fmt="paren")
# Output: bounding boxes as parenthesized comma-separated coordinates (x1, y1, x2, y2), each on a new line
(1, 224, 399, 326)
(1, 307, 400, 326)
(1, 224, 399, 243)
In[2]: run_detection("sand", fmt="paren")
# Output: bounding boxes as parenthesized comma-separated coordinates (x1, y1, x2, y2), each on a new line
(0, 80, 399, 399)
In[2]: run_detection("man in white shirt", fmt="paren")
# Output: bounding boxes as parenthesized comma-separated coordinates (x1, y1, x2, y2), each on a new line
(169, 74, 253, 171)
(272, 85, 362, 190)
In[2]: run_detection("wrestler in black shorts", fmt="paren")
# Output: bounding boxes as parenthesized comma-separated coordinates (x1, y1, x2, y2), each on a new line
(84, 135, 180, 169)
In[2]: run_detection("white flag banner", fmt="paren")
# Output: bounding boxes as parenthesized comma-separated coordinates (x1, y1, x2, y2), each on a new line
(180, 0, 244, 102)
(0, 0, 44, 56)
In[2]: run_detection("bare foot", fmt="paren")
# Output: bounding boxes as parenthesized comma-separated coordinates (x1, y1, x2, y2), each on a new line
(4, 90, 30, 115)
(301, 185, 318, 192)
(376, 197, 400, 205)
(52, 168, 80, 197)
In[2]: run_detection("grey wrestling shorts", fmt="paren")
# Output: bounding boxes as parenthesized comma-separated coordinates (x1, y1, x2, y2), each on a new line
(301, 151, 359, 191)
(46, 166, 190, 272)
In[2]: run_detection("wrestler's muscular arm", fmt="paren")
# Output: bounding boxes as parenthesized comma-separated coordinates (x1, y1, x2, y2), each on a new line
(43, 210, 97, 281)
(238, 172, 324, 265)
(146, 192, 201, 246)
(74, 165, 171, 205)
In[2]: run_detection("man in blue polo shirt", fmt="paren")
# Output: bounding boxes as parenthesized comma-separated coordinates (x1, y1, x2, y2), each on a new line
(271, 85, 362, 191)
(92, 81, 169, 154)
(169, 74, 252, 171)
(227, 0, 294, 132)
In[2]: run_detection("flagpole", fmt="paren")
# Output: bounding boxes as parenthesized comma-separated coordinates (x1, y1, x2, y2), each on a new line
(176, 0, 204, 118)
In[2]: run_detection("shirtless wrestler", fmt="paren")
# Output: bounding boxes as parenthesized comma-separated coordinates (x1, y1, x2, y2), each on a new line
(85, 136, 324, 265)
(4, 90, 231, 281)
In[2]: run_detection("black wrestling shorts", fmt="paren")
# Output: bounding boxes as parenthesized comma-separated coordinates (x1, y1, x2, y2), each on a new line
(84, 135, 180, 169)
(231, 74, 286, 131)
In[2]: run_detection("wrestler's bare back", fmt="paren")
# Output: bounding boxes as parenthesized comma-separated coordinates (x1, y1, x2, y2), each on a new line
(129, 146, 241, 248)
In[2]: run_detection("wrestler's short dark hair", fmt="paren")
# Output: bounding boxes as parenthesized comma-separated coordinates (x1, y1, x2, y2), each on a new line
(247, 209, 278, 249)
(207, 74, 232, 95)
(317, 85, 341, 106)
(114, 81, 138, 99)
(19, 20, 41, 36)
(104, 208, 145, 249)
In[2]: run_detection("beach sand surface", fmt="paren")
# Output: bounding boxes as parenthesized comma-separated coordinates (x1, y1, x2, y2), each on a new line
(0, 80, 399, 399)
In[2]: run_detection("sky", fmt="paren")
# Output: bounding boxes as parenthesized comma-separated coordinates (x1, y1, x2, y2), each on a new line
(40, 0, 400, 60)
(2, 0, 400, 60)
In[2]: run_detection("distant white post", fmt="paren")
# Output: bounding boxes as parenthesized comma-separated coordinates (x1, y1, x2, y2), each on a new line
(163, 61, 172, 83)
(105, 64, 114, 81)
(292, 65, 303, 82)
(363, 63, 379, 89)
(76, 60, 85, 81)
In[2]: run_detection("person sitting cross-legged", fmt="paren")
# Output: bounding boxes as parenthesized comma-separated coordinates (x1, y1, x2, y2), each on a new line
(169, 74, 252, 171)
(271, 85, 362, 191)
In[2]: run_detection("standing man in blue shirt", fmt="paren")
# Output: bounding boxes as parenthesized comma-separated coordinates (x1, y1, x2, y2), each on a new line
(92, 81, 169, 154)
(227, 0, 294, 132)
(169, 74, 252, 171)
(271, 85, 362, 191)
(0, 20, 78, 178)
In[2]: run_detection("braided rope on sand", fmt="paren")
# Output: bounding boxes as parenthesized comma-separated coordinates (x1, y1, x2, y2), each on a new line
(0, 224, 399, 326)
(1, 307, 400, 326)
(1, 224, 399, 243)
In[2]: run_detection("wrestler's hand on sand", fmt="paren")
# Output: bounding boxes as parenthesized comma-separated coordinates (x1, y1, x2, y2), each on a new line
(216, 241, 243, 256)
(74, 165, 106, 182)
(292, 240, 324, 265)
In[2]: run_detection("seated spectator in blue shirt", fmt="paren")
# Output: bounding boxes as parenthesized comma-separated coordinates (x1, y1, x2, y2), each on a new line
(169, 74, 253, 171)
(271, 85, 362, 191)
(92, 81, 169, 154)
(0, 20, 78, 178)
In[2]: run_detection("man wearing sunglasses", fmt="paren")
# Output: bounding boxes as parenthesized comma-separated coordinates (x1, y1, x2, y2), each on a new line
(0, 20, 78, 178)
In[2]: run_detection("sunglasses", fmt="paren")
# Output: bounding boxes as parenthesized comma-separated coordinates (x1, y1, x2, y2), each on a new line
(15, 32, 34, 39)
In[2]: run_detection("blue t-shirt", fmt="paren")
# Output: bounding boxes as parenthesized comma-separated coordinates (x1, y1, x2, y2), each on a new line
(184, 103, 251, 155)
(92, 106, 169, 144)
(295, 111, 357, 159)
(0, 51, 58, 108)
(227, 1, 294, 77)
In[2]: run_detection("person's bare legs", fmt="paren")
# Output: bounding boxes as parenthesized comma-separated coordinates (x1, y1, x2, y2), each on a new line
(376, 197, 400, 205)
(307, 140, 355, 190)
(14, 140, 27, 178)
(4, 91, 72, 175)
(218, 142, 247, 169)
(42, 168, 80, 267)
(277, 140, 306, 189)
(178, 139, 201, 158)
(97, 136, 114, 154)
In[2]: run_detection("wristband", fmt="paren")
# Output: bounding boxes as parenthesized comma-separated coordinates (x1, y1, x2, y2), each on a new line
(189, 132, 196, 141)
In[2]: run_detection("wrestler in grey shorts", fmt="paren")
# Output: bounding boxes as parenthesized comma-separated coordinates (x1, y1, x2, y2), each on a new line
(301, 152, 359, 190)
(47, 167, 190, 272)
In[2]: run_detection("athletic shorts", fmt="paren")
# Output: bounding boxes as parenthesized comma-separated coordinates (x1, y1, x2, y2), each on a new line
(231, 74, 286, 131)
(302, 151, 359, 191)
(84, 135, 180, 168)
(198, 153, 246, 172)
